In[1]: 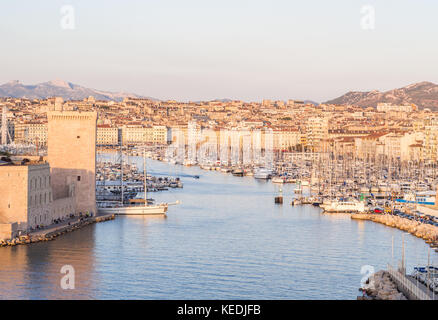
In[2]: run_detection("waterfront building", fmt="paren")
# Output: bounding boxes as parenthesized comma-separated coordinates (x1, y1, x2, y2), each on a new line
(379, 132, 423, 161)
(355, 132, 386, 159)
(122, 124, 146, 145)
(152, 125, 171, 144)
(97, 125, 119, 146)
(0, 158, 76, 240)
(272, 128, 301, 151)
(121, 125, 170, 145)
(47, 110, 98, 216)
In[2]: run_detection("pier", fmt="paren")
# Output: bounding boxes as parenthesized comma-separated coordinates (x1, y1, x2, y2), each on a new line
(387, 264, 437, 300)
(0, 213, 115, 247)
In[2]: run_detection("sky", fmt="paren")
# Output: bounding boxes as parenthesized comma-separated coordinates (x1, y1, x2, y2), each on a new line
(1, 0, 438, 102)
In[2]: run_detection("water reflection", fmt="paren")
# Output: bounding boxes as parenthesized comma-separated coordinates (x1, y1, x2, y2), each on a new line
(0, 157, 436, 300)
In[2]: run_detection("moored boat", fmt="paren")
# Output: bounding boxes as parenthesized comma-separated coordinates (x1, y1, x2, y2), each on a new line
(272, 176, 285, 184)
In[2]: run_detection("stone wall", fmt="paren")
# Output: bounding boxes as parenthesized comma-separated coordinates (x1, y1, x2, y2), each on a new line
(48, 111, 97, 215)
(0, 165, 28, 227)
(0, 223, 17, 241)
(52, 196, 76, 221)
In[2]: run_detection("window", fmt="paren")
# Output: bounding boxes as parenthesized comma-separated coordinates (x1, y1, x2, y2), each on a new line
(77, 176, 81, 181)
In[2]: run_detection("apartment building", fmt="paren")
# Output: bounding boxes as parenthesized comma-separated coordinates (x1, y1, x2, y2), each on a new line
(121, 125, 170, 145)
(272, 128, 301, 151)
(306, 117, 329, 152)
(377, 103, 415, 113)
(423, 117, 438, 162)
(14, 122, 48, 145)
(97, 125, 119, 145)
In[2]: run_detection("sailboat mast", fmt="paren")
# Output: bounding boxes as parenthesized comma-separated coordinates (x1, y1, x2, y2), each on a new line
(120, 141, 124, 205)
(143, 148, 147, 203)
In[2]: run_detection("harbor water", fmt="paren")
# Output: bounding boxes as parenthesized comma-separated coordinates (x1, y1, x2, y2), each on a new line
(0, 155, 437, 299)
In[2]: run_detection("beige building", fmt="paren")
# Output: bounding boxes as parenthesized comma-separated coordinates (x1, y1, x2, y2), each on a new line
(0, 159, 76, 240)
(14, 122, 48, 145)
(354, 132, 388, 160)
(306, 117, 329, 152)
(122, 125, 170, 145)
(152, 125, 170, 144)
(379, 132, 423, 161)
(0, 110, 97, 240)
(272, 129, 301, 151)
(122, 125, 148, 145)
(377, 103, 415, 113)
(423, 117, 438, 162)
(97, 125, 119, 145)
(48, 111, 97, 215)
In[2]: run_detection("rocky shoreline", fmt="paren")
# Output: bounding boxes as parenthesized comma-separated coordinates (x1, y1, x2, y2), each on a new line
(0, 214, 115, 247)
(359, 270, 407, 300)
(351, 213, 438, 245)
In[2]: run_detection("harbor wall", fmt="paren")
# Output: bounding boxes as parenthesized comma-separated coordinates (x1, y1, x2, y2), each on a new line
(351, 214, 438, 241)
(0, 223, 17, 241)
(0, 214, 114, 246)
(387, 264, 433, 300)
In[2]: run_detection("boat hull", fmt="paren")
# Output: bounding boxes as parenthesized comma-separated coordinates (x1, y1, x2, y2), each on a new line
(98, 205, 168, 215)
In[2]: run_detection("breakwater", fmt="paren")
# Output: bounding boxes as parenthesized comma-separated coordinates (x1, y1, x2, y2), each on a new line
(0, 214, 115, 247)
(351, 214, 438, 244)
(359, 270, 407, 300)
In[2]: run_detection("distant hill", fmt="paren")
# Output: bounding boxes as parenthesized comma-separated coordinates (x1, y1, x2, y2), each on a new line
(325, 81, 438, 110)
(0, 80, 156, 102)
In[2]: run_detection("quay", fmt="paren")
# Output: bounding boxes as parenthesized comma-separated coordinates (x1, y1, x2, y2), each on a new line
(0, 213, 115, 247)
(359, 264, 438, 300)
(386, 264, 437, 300)
(359, 267, 438, 300)
(351, 213, 438, 243)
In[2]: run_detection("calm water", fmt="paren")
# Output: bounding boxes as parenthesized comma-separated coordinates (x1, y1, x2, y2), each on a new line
(0, 156, 437, 300)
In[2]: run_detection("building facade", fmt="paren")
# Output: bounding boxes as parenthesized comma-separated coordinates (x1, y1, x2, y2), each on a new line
(0, 160, 76, 239)
(47, 111, 97, 215)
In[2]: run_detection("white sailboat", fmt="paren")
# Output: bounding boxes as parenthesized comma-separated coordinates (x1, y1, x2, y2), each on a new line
(98, 148, 177, 215)
(254, 168, 272, 179)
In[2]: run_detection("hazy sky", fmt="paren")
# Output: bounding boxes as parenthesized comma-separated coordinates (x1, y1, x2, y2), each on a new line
(1, 0, 437, 102)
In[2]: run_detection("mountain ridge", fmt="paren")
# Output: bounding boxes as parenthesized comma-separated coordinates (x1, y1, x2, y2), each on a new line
(325, 81, 438, 110)
(0, 80, 155, 102)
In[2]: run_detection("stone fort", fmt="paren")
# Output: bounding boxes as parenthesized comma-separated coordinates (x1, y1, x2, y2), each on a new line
(0, 110, 97, 240)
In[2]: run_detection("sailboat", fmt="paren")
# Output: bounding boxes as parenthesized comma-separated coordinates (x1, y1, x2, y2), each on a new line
(98, 148, 177, 215)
